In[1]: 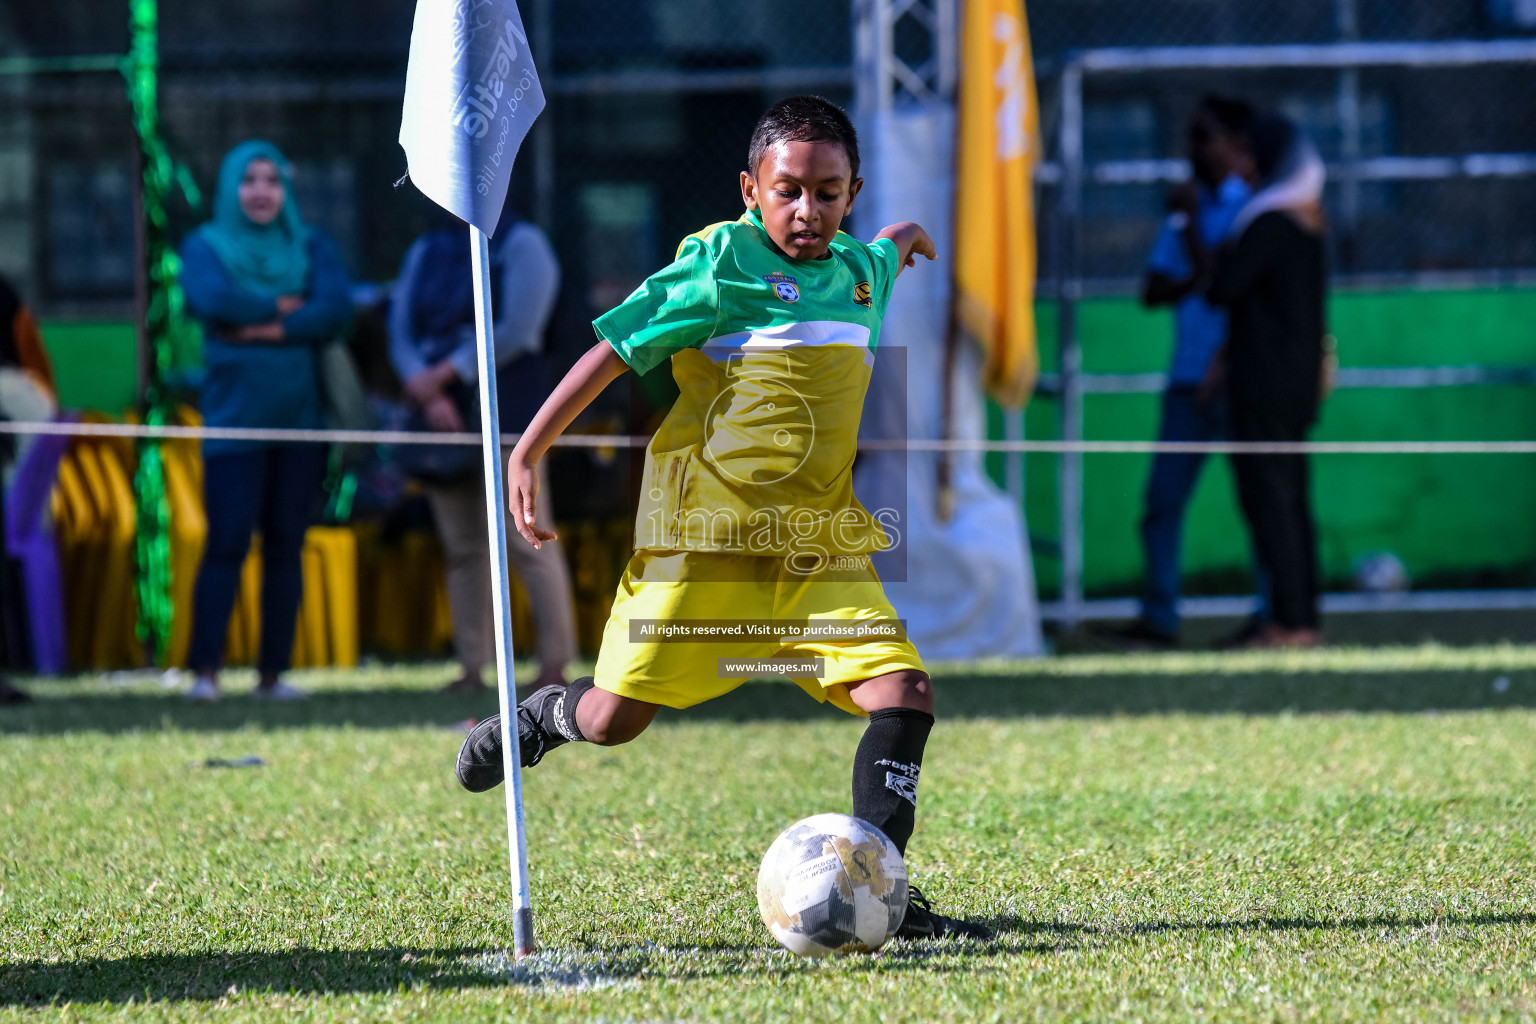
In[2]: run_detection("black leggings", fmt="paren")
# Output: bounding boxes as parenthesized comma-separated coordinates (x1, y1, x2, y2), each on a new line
(187, 444, 326, 673)
(1229, 407, 1320, 631)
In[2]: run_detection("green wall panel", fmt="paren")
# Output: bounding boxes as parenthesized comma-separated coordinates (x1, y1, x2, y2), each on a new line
(996, 287, 1536, 598)
(39, 319, 140, 415)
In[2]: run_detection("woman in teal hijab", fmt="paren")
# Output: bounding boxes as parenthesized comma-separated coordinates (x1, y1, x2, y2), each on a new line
(180, 139, 352, 702)
(198, 139, 312, 296)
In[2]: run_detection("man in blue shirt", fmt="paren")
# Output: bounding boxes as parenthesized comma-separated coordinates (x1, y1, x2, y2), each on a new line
(1112, 95, 1258, 645)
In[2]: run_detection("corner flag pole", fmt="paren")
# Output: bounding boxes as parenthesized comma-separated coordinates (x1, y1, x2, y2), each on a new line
(398, 0, 547, 960)
(470, 225, 536, 957)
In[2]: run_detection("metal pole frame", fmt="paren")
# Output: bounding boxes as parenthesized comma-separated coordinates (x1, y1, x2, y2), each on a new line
(853, 0, 963, 524)
(854, 0, 957, 121)
(1055, 63, 1084, 627)
(1050, 37, 1536, 627)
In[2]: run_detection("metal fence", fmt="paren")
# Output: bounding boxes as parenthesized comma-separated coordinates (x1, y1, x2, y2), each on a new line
(1, 0, 858, 340)
(1042, 38, 1536, 622)
(8, 0, 1536, 306)
(6, 0, 1536, 624)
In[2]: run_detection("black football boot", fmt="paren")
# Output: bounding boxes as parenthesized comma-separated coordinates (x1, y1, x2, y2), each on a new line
(455, 684, 570, 792)
(895, 885, 994, 941)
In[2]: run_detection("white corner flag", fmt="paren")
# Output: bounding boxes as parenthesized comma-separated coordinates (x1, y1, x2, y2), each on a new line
(401, 0, 545, 234)
(400, 0, 545, 958)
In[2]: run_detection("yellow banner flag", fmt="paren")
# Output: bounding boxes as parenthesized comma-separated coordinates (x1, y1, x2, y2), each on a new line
(954, 0, 1041, 408)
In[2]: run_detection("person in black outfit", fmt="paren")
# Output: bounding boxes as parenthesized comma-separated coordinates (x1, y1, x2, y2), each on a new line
(0, 459, 30, 703)
(1207, 114, 1327, 647)
(0, 275, 40, 703)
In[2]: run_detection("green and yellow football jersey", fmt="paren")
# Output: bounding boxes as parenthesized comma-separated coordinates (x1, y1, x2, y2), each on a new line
(594, 207, 903, 565)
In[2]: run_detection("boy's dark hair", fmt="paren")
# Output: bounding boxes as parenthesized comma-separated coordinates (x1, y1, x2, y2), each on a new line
(1196, 92, 1255, 138)
(747, 95, 860, 181)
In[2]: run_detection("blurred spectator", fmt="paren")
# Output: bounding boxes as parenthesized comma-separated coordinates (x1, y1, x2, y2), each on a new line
(0, 468, 24, 703)
(0, 276, 59, 490)
(1208, 115, 1328, 648)
(1, 275, 52, 700)
(0, 402, 27, 705)
(1107, 95, 1257, 646)
(389, 209, 577, 695)
(179, 140, 352, 700)
(0, 276, 57, 400)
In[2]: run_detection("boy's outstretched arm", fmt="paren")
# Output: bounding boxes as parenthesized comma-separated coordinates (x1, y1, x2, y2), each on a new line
(874, 222, 937, 274)
(507, 340, 630, 548)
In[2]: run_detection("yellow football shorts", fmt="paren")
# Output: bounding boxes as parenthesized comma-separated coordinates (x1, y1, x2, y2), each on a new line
(592, 550, 925, 717)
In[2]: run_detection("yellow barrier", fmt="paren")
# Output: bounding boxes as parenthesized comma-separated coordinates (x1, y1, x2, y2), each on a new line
(294, 542, 329, 666)
(52, 435, 144, 671)
(306, 527, 359, 667)
(559, 518, 633, 655)
(357, 523, 455, 657)
(47, 408, 364, 671)
(45, 410, 617, 669)
(223, 537, 263, 666)
(92, 439, 140, 669)
(161, 412, 207, 669)
(52, 447, 98, 670)
(351, 517, 560, 662)
(218, 527, 363, 670)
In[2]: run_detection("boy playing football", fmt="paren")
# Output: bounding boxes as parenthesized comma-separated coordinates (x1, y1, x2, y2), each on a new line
(456, 95, 992, 941)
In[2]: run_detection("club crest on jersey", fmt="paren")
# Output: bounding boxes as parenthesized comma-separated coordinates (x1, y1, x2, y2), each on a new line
(853, 281, 872, 307)
(764, 272, 800, 303)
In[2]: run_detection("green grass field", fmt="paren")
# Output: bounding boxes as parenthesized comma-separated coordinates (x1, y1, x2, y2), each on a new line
(4, 646, 1536, 1021)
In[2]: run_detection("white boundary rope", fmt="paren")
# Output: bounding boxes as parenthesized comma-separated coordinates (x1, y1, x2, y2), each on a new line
(2, 419, 1534, 454)
(1043, 587, 1536, 621)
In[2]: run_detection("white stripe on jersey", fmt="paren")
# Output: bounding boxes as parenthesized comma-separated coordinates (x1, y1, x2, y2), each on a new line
(702, 320, 875, 367)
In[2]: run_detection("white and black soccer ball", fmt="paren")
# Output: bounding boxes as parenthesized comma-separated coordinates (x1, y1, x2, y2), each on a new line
(1353, 550, 1409, 593)
(756, 813, 908, 957)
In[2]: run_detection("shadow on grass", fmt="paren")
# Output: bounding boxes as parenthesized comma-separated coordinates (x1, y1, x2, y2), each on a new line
(1, 939, 984, 1005)
(1, 947, 485, 1006)
(0, 684, 495, 737)
(993, 910, 1536, 942)
(3, 669, 1534, 736)
(692, 670, 1536, 723)
(10, 911, 1532, 1004)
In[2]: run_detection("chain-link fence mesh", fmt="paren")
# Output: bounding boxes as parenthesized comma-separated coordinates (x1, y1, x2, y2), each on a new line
(1043, 60, 1536, 285)
(5, 0, 1536, 646)
(4, 0, 849, 351)
(1030, 0, 1535, 55)
(8, 0, 1536, 314)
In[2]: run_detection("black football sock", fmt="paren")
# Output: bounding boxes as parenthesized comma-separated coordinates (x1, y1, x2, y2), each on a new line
(532, 676, 594, 743)
(851, 707, 934, 857)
